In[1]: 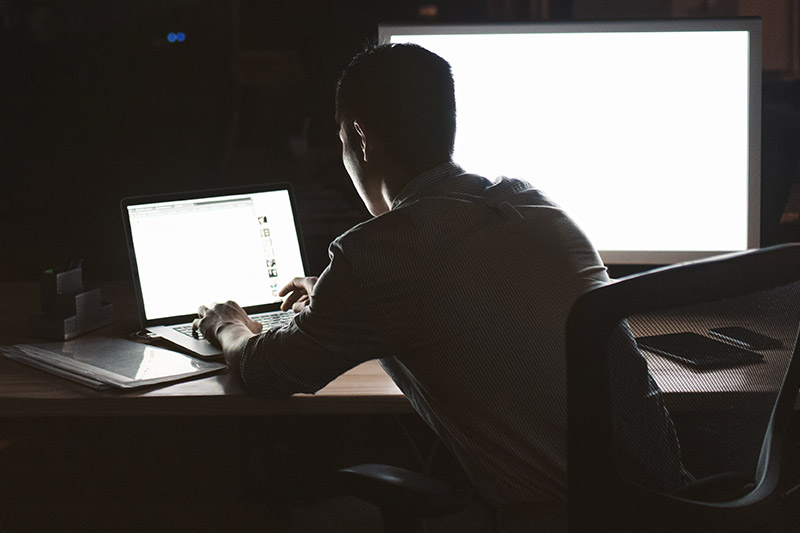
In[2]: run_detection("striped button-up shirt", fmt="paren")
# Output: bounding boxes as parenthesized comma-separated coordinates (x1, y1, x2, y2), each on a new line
(240, 162, 670, 506)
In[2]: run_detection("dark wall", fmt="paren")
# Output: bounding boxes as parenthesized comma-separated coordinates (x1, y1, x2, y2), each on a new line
(2, 0, 239, 280)
(2, 0, 798, 282)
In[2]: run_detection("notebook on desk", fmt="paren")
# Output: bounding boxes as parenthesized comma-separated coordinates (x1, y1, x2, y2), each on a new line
(121, 184, 309, 358)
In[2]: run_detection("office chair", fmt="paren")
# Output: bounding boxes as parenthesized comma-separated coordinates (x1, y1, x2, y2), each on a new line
(327, 462, 466, 533)
(566, 243, 800, 533)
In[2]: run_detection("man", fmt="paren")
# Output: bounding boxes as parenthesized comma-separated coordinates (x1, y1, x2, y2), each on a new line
(194, 44, 681, 530)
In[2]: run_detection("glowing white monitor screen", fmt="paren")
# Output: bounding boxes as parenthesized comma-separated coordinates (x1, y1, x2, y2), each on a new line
(381, 20, 761, 264)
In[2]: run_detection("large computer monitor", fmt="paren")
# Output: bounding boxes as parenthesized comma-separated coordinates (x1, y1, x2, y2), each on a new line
(379, 19, 761, 265)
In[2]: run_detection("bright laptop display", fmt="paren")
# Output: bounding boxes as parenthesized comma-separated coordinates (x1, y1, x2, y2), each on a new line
(122, 184, 307, 353)
(380, 19, 762, 265)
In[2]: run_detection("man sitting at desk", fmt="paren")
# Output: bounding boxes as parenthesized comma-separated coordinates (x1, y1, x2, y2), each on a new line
(194, 43, 684, 531)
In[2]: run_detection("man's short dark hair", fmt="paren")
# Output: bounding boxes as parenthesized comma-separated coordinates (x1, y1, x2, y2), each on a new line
(335, 43, 456, 163)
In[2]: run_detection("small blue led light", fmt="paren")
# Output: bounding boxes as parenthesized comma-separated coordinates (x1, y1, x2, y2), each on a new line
(176, 32, 185, 42)
(167, 33, 177, 43)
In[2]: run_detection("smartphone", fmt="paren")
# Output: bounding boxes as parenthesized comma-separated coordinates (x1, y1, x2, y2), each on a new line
(708, 326, 783, 350)
(636, 332, 764, 369)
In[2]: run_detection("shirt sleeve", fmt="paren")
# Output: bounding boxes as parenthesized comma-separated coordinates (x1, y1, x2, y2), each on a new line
(238, 240, 387, 398)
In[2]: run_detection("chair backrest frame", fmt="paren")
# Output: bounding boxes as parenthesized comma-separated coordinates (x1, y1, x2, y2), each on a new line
(567, 244, 800, 531)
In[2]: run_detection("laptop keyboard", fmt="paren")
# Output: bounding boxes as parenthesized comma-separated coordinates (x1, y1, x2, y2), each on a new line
(174, 311, 295, 340)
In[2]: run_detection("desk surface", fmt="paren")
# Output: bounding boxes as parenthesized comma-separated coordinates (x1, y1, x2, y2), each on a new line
(0, 282, 410, 417)
(2, 282, 798, 416)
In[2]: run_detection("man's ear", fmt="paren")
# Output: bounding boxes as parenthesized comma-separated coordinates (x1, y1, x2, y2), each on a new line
(353, 121, 368, 162)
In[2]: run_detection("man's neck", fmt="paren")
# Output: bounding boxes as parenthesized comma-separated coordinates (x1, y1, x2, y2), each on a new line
(380, 157, 452, 210)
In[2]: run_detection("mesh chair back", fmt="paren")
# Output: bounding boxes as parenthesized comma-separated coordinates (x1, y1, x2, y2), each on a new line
(631, 285, 800, 484)
(568, 244, 800, 533)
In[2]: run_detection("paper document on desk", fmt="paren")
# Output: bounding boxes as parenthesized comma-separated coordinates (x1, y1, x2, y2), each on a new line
(0, 337, 226, 389)
(3, 346, 111, 389)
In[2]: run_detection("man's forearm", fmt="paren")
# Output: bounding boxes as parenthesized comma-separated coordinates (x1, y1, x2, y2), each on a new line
(215, 322, 256, 374)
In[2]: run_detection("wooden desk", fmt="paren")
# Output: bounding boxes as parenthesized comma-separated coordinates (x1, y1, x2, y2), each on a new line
(2, 281, 797, 415)
(0, 282, 411, 417)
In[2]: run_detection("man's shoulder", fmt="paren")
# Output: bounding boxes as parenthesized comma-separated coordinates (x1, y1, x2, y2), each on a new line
(331, 209, 411, 253)
(486, 176, 556, 206)
(332, 175, 557, 245)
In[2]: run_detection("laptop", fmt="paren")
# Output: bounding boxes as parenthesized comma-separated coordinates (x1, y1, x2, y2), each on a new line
(121, 184, 308, 358)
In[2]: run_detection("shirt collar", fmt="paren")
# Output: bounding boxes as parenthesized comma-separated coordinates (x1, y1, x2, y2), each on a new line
(391, 161, 464, 210)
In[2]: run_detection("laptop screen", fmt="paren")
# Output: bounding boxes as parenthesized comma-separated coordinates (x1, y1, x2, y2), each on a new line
(125, 188, 305, 321)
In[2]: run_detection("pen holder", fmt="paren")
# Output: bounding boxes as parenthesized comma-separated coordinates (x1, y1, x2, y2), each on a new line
(31, 263, 114, 340)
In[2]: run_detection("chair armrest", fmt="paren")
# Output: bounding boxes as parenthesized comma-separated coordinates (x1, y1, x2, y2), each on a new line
(331, 463, 465, 517)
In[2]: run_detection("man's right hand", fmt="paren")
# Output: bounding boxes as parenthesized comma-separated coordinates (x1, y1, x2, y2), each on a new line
(278, 276, 319, 313)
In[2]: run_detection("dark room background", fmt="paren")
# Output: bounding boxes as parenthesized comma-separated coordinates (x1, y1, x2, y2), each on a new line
(2, 0, 799, 282)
